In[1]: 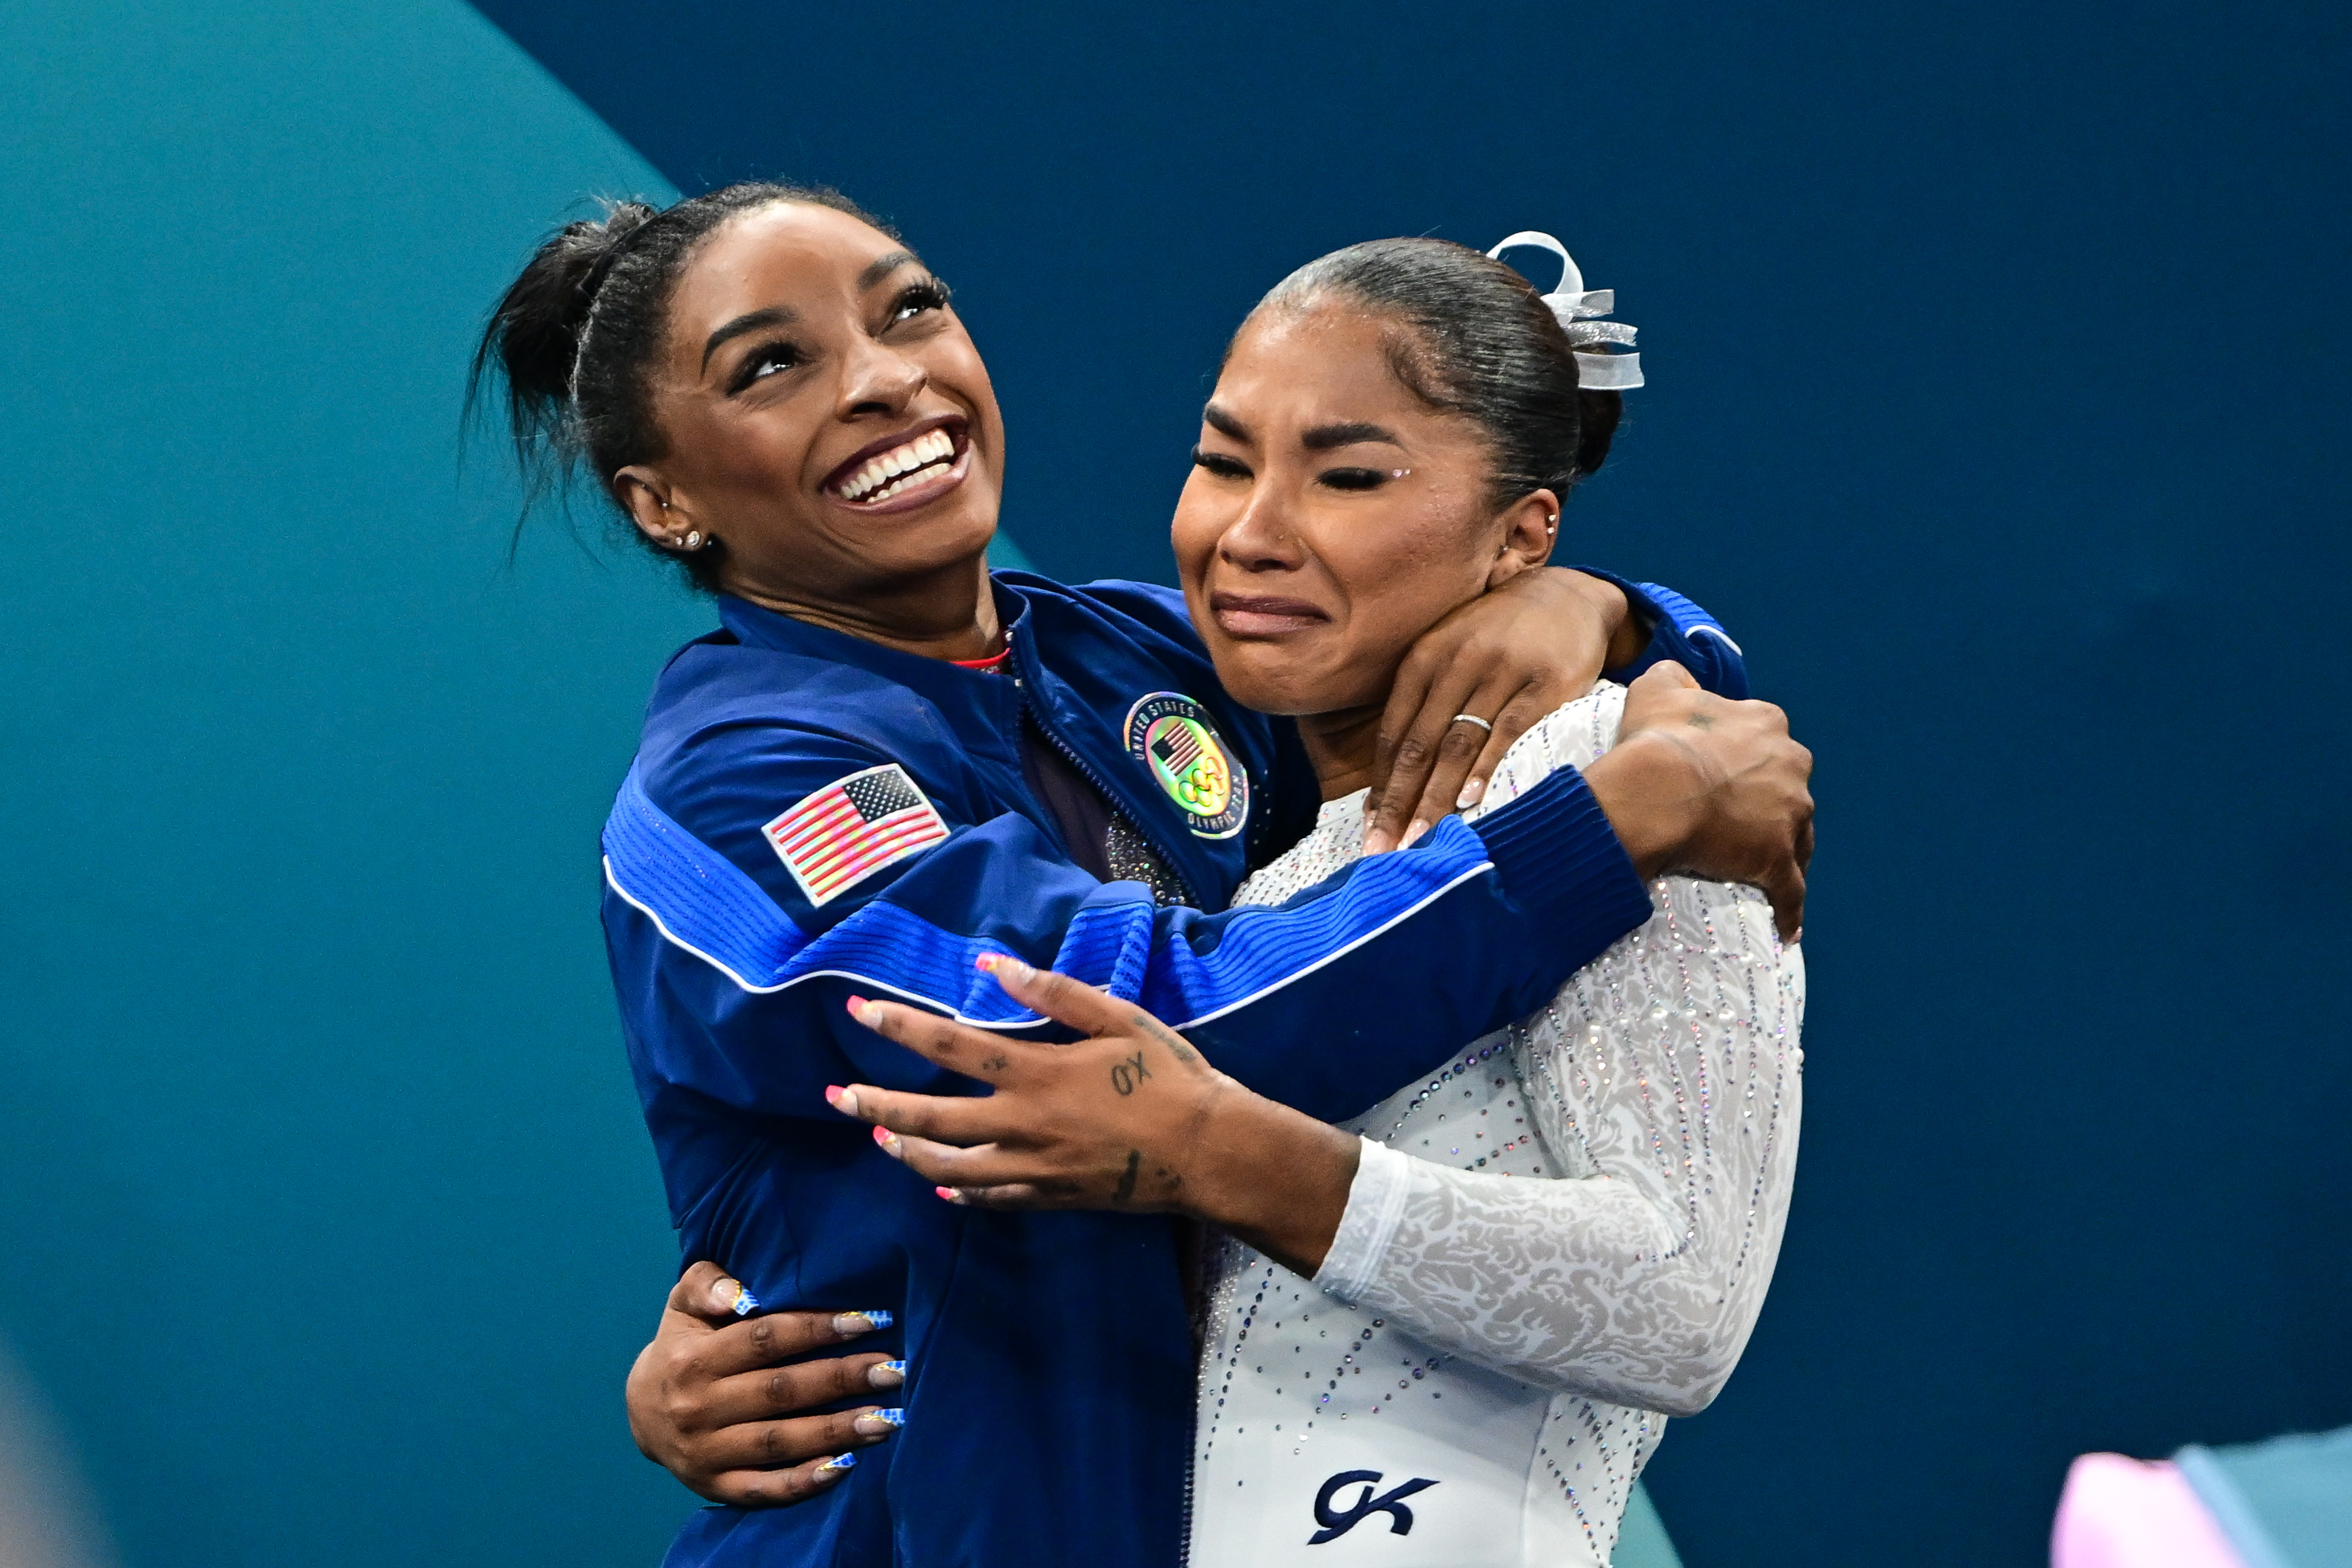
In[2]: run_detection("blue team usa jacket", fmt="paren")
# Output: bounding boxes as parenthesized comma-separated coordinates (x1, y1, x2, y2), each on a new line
(600, 570, 1747, 1568)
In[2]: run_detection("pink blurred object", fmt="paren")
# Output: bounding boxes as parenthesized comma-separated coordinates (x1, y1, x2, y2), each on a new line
(2051, 1453, 2249, 1568)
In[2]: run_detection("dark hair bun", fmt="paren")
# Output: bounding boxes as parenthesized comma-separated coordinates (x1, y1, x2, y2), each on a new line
(477, 200, 655, 417)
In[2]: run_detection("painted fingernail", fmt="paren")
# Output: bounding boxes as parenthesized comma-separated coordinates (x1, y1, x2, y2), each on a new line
(868, 1358, 908, 1389)
(1457, 779, 1485, 809)
(976, 952, 1033, 982)
(1362, 829, 1392, 855)
(846, 996, 879, 1025)
(827, 1085, 860, 1116)
(813, 1452, 857, 1477)
(935, 1185, 967, 1205)
(854, 1407, 907, 1436)
(1403, 818, 1428, 848)
(872, 1124, 901, 1156)
(725, 1281, 760, 1316)
(831, 1309, 894, 1336)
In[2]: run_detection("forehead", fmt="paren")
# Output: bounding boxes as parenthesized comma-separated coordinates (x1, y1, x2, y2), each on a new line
(667, 203, 904, 329)
(1218, 304, 1441, 428)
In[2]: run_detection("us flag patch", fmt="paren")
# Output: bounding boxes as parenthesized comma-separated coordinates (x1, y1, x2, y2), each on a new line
(762, 764, 950, 907)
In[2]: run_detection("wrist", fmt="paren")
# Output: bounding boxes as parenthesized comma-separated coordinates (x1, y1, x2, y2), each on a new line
(1182, 1081, 1360, 1276)
(1557, 568, 1641, 666)
(1584, 730, 1706, 880)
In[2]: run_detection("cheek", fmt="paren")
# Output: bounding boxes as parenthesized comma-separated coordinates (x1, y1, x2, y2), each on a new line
(1169, 475, 1228, 587)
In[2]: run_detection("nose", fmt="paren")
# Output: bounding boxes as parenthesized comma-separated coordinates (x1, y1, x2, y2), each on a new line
(836, 333, 928, 421)
(1217, 475, 1305, 575)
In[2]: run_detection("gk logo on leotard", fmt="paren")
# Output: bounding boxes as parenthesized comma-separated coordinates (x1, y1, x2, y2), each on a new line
(1123, 692, 1248, 840)
(1308, 1469, 1438, 1545)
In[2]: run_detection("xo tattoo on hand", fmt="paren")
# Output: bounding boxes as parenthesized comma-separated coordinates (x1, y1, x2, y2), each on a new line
(1110, 1050, 1151, 1095)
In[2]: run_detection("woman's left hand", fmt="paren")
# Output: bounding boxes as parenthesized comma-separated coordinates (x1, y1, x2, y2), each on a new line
(830, 956, 1360, 1275)
(1362, 567, 1645, 854)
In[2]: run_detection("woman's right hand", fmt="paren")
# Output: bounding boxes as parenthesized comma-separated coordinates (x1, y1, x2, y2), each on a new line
(625, 1262, 908, 1506)
(1584, 661, 1816, 940)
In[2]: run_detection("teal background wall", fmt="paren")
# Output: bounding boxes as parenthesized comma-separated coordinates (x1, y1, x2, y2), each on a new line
(0, 2, 705, 1561)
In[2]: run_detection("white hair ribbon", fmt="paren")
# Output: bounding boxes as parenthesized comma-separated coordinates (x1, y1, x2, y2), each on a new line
(1485, 231, 1643, 391)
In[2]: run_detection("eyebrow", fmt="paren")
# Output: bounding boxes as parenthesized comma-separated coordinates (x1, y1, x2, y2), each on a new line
(702, 305, 797, 372)
(859, 250, 919, 290)
(1200, 404, 1404, 452)
(1301, 420, 1403, 452)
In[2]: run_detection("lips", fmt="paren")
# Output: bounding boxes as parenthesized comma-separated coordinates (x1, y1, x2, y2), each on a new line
(1210, 591, 1331, 637)
(822, 415, 972, 512)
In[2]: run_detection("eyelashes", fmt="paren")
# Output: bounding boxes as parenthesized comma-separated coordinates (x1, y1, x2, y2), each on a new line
(1191, 446, 1250, 479)
(1188, 448, 1399, 493)
(731, 340, 805, 392)
(726, 278, 953, 395)
(891, 278, 951, 322)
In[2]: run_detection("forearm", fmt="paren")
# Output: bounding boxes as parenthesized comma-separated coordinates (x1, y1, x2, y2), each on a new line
(1180, 1083, 1361, 1277)
(1313, 1142, 1760, 1414)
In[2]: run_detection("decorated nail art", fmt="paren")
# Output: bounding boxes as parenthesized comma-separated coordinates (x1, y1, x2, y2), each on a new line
(872, 1124, 901, 1154)
(727, 1282, 760, 1316)
(854, 1407, 907, 1435)
(831, 1309, 894, 1335)
(814, 1452, 857, 1476)
(869, 1359, 908, 1388)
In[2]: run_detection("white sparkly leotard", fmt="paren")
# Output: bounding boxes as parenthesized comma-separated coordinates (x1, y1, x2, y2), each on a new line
(1186, 685, 1805, 1567)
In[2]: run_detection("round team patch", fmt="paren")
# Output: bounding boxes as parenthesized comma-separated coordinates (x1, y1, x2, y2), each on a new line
(1124, 691, 1249, 840)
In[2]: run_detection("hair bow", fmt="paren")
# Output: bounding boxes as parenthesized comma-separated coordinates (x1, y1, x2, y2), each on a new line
(1485, 231, 1643, 391)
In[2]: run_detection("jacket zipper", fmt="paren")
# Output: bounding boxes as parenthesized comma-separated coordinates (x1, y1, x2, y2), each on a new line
(1010, 658, 1199, 908)
(1014, 651, 1205, 1564)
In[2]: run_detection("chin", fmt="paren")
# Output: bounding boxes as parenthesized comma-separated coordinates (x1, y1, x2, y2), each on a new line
(1209, 658, 1342, 719)
(867, 497, 999, 579)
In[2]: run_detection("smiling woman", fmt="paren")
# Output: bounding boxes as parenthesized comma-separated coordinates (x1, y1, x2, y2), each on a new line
(471, 182, 1813, 1566)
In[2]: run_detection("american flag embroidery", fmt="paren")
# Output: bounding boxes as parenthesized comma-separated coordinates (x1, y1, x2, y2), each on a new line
(762, 764, 950, 907)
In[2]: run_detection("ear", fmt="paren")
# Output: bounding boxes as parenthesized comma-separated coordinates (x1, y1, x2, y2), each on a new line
(613, 466, 696, 549)
(1485, 488, 1561, 590)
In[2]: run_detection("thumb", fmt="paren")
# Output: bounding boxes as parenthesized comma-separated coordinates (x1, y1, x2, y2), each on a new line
(1633, 658, 1699, 692)
(670, 1259, 757, 1325)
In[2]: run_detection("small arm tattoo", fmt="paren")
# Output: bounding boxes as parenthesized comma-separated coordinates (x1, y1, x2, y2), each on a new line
(1134, 1014, 1199, 1064)
(1112, 1149, 1141, 1204)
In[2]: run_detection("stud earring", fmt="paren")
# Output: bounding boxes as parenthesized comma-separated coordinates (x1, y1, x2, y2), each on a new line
(683, 530, 703, 550)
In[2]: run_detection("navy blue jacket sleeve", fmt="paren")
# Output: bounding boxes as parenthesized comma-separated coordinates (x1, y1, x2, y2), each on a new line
(604, 731, 1652, 1129)
(1578, 566, 1752, 700)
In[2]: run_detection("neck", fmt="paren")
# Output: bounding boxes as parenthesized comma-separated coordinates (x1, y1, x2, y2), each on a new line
(1294, 703, 1387, 803)
(727, 554, 1002, 662)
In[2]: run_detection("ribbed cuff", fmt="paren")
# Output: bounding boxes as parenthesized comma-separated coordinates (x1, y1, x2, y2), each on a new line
(1571, 565, 1750, 701)
(1313, 1139, 1413, 1304)
(1469, 764, 1654, 971)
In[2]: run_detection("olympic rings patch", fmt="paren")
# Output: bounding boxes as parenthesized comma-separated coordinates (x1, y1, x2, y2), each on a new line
(1123, 691, 1248, 840)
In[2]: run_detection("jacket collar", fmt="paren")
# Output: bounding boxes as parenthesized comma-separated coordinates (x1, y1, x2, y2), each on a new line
(715, 582, 1036, 718)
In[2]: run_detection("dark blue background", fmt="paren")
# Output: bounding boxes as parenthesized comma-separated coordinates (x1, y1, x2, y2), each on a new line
(465, 2, 2352, 1562)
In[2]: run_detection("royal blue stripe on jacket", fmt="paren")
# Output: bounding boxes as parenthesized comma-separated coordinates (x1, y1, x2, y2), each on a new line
(604, 571, 1746, 1568)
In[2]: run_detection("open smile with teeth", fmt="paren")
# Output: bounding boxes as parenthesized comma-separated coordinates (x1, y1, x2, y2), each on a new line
(834, 428, 960, 504)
